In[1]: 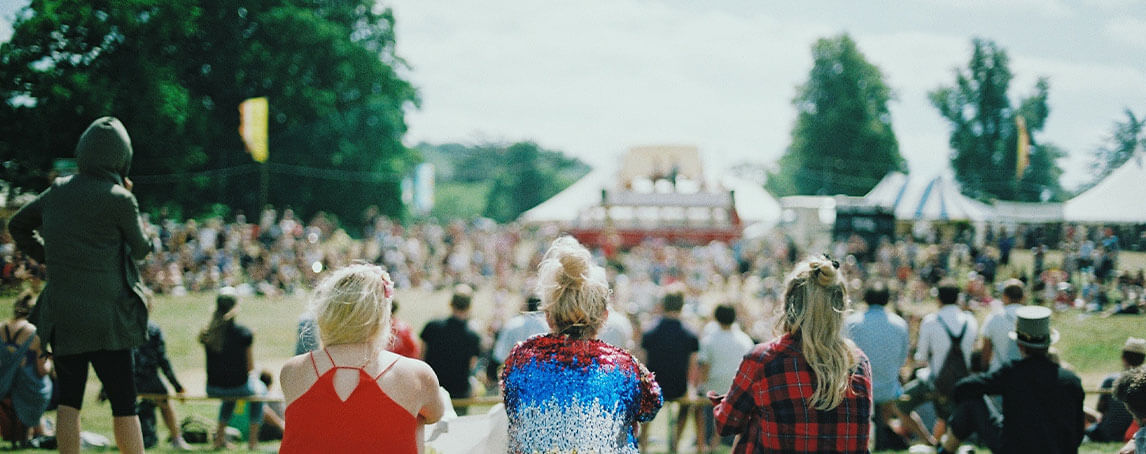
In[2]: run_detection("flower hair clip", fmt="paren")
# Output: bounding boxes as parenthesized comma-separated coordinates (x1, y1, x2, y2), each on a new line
(381, 270, 395, 300)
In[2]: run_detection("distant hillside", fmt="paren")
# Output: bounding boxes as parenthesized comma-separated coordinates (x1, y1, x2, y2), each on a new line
(413, 142, 591, 221)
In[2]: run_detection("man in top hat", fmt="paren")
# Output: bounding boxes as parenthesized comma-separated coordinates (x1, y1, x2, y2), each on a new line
(1086, 337, 1146, 442)
(940, 306, 1084, 454)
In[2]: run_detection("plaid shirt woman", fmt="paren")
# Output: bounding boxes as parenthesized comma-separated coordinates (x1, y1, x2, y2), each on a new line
(712, 256, 873, 453)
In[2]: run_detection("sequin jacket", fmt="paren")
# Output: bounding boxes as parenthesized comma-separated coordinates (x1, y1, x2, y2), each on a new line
(501, 334, 663, 454)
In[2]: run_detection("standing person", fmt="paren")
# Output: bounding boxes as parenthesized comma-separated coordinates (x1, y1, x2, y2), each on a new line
(492, 294, 547, 365)
(640, 283, 700, 453)
(501, 236, 662, 453)
(1087, 337, 1145, 442)
(712, 256, 872, 453)
(279, 264, 446, 453)
(942, 306, 1084, 453)
(199, 288, 262, 450)
(386, 301, 420, 359)
(7, 116, 151, 454)
(695, 304, 754, 453)
(980, 279, 1025, 372)
(896, 280, 978, 442)
(420, 284, 481, 412)
(845, 281, 930, 448)
(133, 317, 191, 450)
(0, 290, 53, 444)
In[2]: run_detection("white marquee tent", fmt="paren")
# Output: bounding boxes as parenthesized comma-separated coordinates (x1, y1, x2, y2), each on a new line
(1064, 151, 1146, 223)
(519, 162, 782, 229)
(865, 171, 994, 222)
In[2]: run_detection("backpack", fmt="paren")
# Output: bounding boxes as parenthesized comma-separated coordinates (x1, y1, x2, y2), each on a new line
(932, 319, 969, 399)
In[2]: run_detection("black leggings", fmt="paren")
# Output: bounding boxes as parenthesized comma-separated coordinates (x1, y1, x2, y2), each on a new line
(54, 349, 138, 416)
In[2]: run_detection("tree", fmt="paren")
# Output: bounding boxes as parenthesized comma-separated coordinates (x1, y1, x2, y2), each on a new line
(1082, 109, 1144, 192)
(481, 142, 588, 223)
(930, 38, 1064, 201)
(414, 141, 589, 221)
(0, 0, 417, 223)
(766, 33, 904, 197)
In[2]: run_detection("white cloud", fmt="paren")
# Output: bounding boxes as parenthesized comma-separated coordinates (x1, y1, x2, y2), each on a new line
(1104, 17, 1146, 49)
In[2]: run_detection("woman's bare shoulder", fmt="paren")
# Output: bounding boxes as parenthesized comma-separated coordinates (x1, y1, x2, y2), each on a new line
(280, 352, 319, 403)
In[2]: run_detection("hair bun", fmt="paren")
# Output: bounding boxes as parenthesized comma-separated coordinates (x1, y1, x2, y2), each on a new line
(558, 253, 587, 288)
(810, 260, 837, 286)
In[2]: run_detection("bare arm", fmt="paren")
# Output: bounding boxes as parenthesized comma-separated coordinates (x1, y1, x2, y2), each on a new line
(418, 364, 447, 425)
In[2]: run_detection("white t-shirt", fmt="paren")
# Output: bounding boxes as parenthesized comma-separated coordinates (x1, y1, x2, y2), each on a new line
(982, 304, 1022, 372)
(493, 313, 549, 363)
(698, 326, 756, 394)
(597, 309, 635, 351)
(915, 305, 978, 374)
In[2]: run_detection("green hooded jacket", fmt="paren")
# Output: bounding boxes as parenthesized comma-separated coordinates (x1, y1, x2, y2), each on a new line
(7, 117, 152, 356)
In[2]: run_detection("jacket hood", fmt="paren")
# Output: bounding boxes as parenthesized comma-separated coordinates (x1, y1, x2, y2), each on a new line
(75, 116, 133, 184)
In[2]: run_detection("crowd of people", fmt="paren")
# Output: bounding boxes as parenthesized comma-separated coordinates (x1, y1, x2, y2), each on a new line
(0, 116, 1144, 453)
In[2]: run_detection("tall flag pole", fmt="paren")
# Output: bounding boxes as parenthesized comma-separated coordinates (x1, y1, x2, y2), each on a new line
(1015, 115, 1030, 179)
(239, 97, 270, 208)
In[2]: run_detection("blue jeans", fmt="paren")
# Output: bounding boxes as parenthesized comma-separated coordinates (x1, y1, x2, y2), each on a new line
(206, 374, 266, 425)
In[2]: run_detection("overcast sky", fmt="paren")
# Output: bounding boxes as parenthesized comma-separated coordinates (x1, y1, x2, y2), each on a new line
(385, 0, 1146, 190)
(4, 1, 1145, 190)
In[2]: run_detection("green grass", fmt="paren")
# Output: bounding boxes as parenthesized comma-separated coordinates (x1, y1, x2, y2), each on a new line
(1, 251, 1143, 452)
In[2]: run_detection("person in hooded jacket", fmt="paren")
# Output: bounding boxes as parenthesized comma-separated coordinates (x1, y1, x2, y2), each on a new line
(7, 117, 152, 454)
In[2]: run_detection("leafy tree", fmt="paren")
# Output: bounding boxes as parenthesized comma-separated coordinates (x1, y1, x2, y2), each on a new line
(415, 141, 590, 221)
(930, 38, 1064, 201)
(0, 0, 417, 223)
(1082, 109, 1144, 192)
(767, 33, 904, 197)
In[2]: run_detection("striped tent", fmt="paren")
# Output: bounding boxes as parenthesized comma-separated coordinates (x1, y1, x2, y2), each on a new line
(865, 172, 993, 222)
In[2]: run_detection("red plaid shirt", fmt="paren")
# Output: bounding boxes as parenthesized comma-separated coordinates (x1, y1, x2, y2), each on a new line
(713, 332, 873, 453)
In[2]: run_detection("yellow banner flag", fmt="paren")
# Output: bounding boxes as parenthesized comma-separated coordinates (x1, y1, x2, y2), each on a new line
(1015, 115, 1030, 179)
(239, 97, 269, 163)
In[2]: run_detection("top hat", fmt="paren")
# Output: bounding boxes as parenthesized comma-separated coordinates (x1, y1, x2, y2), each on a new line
(1008, 306, 1059, 349)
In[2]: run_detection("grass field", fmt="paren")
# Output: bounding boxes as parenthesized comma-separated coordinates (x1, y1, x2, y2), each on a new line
(0, 249, 1142, 452)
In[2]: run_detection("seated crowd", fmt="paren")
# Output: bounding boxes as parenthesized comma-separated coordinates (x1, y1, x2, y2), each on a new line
(5, 117, 1144, 453)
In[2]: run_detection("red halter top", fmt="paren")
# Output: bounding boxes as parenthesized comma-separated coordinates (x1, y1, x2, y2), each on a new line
(279, 349, 418, 453)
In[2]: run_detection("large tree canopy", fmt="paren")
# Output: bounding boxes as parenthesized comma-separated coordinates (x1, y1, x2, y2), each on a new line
(0, 0, 417, 223)
(767, 33, 904, 197)
(930, 38, 1064, 202)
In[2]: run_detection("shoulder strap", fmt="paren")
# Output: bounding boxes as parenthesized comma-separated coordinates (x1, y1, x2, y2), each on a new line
(309, 351, 320, 376)
(939, 317, 967, 344)
(374, 355, 401, 381)
(323, 347, 336, 367)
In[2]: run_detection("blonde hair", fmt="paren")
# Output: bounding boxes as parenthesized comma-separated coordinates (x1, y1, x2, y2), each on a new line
(309, 263, 395, 350)
(778, 256, 857, 411)
(536, 236, 609, 339)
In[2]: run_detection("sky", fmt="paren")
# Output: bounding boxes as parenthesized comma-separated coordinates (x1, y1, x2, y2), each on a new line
(4, 1, 1145, 191)
(383, 0, 1146, 191)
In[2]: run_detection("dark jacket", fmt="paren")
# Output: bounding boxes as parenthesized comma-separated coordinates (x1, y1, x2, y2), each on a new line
(7, 117, 152, 356)
(954, 354, 1085, 454)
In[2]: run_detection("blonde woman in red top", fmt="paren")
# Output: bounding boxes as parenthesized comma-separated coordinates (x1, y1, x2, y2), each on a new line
(279, 264, 447, 453)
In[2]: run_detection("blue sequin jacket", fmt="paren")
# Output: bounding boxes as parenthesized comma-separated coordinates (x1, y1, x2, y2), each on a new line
(501, 334, 663, 454)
